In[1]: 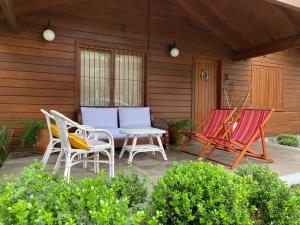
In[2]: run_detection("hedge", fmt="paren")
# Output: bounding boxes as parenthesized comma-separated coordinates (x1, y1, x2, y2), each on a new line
(0, 160, 299, 225)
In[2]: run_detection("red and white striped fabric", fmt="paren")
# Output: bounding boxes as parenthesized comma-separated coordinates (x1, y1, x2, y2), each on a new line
(202, 109, 232, 136)
(226, 109, 270, 146)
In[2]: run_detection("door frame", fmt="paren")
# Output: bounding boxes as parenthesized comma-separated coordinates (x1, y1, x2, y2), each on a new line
(192, 56, 222, 124)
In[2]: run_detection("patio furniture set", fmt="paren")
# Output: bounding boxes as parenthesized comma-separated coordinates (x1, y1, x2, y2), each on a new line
(41, 107, 168, 182)
(40, 106, 274, 182)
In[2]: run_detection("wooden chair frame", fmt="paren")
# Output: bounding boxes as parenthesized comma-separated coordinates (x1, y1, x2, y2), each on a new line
(180, 108, 237, 155)
(200, 109, 274, 169)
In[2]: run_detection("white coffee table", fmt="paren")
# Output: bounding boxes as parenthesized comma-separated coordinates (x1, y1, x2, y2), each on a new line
(119, 128, 168, 164)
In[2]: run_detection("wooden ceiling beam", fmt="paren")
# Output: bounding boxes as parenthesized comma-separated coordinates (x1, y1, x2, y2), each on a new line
(176, 0, 251, 50)
(0, 0, 18, 32)
(233, 0, 275, 42)
(233, 34, 300, 61)
(0, 0, 73, 20)
(200, 0, 255, 46)
(274, 6, 300, 32)
(263, 0, 300, 12)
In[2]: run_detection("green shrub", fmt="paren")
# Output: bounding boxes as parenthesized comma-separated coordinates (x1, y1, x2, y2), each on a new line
(167, 119, 194, 145)
(0, 125, 13, 168)
(17, 120, 46, 149)
(236, 163, 300, 225)
(0, 161, 147, 225)
(104, 171, 148, 207)
(150, 161, 254, 225)
(277, 134, 299, 147)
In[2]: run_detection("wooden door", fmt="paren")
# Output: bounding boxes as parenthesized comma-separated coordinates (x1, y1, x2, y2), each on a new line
(193, 59, 219, 125)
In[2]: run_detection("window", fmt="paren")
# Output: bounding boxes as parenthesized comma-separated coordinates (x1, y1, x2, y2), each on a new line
(80, 45, 145, 107)
(252, 64, 284, 110)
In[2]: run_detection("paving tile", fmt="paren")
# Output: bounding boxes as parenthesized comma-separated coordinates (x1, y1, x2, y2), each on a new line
(1, 142, 300, 181)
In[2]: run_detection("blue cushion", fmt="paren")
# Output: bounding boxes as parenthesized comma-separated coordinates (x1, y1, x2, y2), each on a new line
(98, 128, 127, 139)
(118, 107, 151, 128)
(81, 107, 118, 128)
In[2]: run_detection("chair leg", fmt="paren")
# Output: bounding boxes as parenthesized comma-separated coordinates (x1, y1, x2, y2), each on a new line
(111, 149, 115, 178)
(83, 153, 88, 168)
(231, 148, 248, 170)
(64, 152, 71, 181)
(260, 129, 273, 163)
(198, 142, 212, 158)
(54, 150, 64, 171)
(205, 145, 218, 160)
(180, 137, 191, 150)
(93, 153, 98, 174)
(42, 142, 53, 164)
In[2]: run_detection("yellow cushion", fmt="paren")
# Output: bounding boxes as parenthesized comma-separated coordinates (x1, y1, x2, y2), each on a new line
(50, 123, 59, 138)
(50, 123, 90, 150)
(69, 134, 90, 150)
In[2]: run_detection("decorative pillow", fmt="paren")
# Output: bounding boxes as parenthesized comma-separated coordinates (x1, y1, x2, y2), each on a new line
(81, 107, 118, 128)
(51, 123, 90, 150)
(69, 134, 90, 150)
(118, 107, 151, 128)
(50, 123, 59, 138)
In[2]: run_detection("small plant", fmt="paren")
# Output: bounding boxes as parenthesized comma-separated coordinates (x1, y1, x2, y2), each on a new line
(277, 134, 299, 147)
(0, 125, 13, 168)
(236, 163, 300, 225)
(150, 161, 254, 224)
(167, 119, 194, 145)
(17, 120, 46, 149)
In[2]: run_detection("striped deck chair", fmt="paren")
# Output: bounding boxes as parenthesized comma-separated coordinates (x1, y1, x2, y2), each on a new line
(202, 109, 274, 169)
(180, 108, 236, 154)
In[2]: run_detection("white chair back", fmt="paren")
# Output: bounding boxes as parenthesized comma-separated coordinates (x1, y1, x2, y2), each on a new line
(50, 110, 73, 152)
(40, 109, 55, 140)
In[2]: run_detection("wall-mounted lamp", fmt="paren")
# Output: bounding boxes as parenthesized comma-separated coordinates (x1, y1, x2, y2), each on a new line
(43, 20, 55, 42)
(169, 41, 179, 57)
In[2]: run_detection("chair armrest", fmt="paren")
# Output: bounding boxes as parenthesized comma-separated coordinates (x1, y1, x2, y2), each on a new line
(83, 128, 114, 146)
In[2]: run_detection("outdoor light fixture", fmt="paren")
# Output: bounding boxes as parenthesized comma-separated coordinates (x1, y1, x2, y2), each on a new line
(43, 20, 55, 42)
(169, 41, 179, 57)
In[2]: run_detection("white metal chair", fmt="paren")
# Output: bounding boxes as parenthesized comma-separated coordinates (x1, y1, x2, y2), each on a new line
(40, 109, 62, 165)
(50, 110, 115, 182)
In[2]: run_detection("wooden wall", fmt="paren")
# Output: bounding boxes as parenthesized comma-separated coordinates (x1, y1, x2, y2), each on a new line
(0, 0, 298, 151)
(222, 50, 300, 135)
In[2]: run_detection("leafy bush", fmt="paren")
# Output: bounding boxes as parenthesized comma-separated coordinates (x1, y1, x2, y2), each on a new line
(236, 163, 300, 225)
(150, 161, 254, 225)
(167, 119, 194, 145)
(0, 125, 13, 168)
(0, 161, 147, 225)
(104, 171, 148, 208)
(1, 161, 299, 225)
(277, 134, 299, 147)
(17, 120, 46, 149)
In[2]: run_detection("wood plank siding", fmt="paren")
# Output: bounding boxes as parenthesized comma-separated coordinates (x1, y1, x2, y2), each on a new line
(223, 50, 300, 135)
(0, 0, 299, 150)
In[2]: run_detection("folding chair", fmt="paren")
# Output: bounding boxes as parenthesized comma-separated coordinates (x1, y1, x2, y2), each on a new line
(202, 109, 274, 169)
(180, 108, 236, 154)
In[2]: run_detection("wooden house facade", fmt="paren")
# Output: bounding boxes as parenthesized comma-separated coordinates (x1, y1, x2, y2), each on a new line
(0, 0, 299, 151)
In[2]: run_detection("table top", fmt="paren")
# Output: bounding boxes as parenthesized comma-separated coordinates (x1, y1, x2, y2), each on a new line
(119, 128, 166, 135)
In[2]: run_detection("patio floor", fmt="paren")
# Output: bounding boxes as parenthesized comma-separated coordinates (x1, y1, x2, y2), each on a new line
(1, 142, 300, 184)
